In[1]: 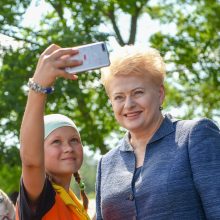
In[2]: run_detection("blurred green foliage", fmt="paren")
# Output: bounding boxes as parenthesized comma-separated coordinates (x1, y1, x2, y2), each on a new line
(71, 153, 97, 199)
(0, 0, 219, 195)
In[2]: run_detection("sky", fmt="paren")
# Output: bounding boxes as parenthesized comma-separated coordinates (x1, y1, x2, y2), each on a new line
(0, 0, 177, 55)
(20, 0, 176, 50)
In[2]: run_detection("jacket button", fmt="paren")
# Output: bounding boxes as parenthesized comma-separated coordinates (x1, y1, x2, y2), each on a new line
(127, 193, 134, 201)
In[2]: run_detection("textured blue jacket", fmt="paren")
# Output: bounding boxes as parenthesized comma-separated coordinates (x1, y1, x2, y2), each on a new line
(96, 114, 220, 220)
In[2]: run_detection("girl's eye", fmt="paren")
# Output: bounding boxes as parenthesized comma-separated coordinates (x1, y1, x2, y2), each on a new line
(71, 138, 79, 144)
(52, 139, 61, 145)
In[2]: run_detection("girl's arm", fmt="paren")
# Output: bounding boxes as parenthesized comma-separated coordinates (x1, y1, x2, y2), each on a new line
(20, 44, 81, 203)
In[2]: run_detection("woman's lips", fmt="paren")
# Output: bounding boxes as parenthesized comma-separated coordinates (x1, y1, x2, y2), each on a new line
(124, 111, 141, 118)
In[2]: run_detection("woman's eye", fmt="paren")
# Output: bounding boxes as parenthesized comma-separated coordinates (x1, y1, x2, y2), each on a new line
(134, 90, 143, 96)
(114, 96, 123, 101)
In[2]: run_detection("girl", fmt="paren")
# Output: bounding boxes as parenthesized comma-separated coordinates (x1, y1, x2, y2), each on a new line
(16, 44, 90, 220)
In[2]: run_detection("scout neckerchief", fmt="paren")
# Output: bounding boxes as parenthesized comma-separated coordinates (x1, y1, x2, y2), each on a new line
(52, 182, 90, 220)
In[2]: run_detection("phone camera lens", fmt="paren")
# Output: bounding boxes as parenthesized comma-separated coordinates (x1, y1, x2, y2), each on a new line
(101, 43, 106, 52)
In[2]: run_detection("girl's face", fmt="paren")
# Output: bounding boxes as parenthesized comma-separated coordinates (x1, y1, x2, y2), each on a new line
(108, 74, 164, 134)
(44, 126, 83, 178)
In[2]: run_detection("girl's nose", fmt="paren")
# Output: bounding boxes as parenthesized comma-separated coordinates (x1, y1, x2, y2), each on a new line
(63, 142, 74, 153)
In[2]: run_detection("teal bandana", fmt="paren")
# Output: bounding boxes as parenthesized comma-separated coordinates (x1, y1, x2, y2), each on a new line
(44, 114, 79, 139)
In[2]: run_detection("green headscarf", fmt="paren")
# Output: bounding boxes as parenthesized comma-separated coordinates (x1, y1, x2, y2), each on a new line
(44, 114, 79, 139)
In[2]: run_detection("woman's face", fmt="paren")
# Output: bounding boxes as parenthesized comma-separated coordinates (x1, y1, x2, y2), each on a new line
(108, 75, 164, 134)
(44, 126, 83, 177)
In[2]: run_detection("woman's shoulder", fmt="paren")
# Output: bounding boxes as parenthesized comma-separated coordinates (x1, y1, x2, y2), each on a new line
(169, 115, 220, 147)
(159, 114, 220, 145)
(176, 117, 219, 133)
(165, 113, 219, 132)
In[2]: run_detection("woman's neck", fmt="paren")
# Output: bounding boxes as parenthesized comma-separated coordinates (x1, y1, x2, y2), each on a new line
(129, 115, 164, 168)
(130, 114, 164, 151)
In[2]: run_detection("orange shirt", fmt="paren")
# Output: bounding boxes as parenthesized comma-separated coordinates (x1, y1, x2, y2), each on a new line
(16, 178, 90, 220)
(42, 194, 78, 219)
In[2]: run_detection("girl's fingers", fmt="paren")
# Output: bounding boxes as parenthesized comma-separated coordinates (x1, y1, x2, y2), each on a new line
(34, 44, 80, 84)
(66, 73, 78, 81)
(57, 69, 78, 80)
(42, 44, 61, 56)
(51, 48, 79, 60)
(54, 58, 83, 68)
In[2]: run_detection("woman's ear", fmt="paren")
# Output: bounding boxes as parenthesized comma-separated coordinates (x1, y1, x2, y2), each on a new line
(107, 92, 113, 106)
(159, 84, 165, 106)
(108, 98, 113, 108)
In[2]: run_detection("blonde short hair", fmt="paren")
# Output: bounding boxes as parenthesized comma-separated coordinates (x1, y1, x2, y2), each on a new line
(101, 45, 166, 93)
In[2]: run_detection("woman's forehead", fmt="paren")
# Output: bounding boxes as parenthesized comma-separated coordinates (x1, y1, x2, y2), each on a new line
(108, 75, 155, 94)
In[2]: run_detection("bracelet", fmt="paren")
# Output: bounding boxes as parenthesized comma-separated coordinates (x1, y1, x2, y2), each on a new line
(28, 78, 54, 94)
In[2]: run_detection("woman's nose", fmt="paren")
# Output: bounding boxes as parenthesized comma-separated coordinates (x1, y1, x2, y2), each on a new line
(124, 96, 135, 109)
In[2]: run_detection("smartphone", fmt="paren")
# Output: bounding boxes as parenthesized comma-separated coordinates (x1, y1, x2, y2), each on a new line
(65, 42, 110, 74)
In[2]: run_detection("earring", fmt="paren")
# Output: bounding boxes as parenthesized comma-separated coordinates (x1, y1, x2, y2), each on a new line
(159, 106, 163, 111)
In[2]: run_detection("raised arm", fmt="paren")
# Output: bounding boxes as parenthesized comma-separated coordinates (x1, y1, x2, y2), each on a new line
(20, 44, 81, 203)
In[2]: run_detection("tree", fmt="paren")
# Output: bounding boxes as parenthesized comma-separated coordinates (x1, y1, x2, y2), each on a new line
(148, 0, 220, 120)
(0, 0, 219, 193)
(71, 153, 98, 198)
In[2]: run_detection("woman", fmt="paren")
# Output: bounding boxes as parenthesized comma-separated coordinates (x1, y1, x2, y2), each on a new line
(96, 45, 220, 219)
(16, 44, 90, 220)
